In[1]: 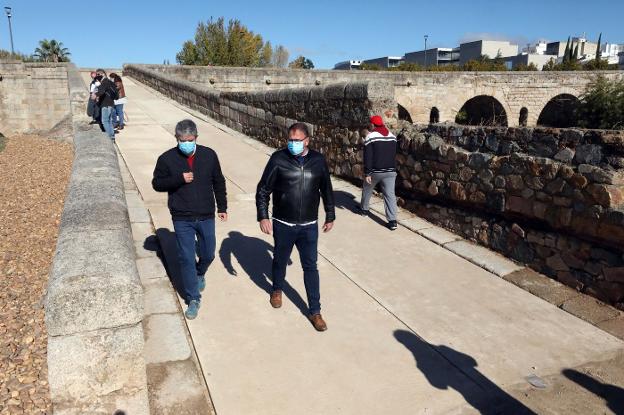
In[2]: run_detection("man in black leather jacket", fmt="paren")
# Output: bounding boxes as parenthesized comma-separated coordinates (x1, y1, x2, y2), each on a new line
(256, 123, 335, 331)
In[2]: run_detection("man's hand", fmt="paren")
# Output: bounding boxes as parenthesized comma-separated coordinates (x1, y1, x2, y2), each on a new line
(259, 219, 272, 235)
(183, 172, 194, 183)
(365, 176, 372, 185)
(323, 221, 334, 233)
(218, 213, 228, 221)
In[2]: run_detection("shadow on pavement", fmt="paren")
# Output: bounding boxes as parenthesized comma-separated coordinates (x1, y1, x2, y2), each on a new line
(219, 231, 310, 316)
(563, 369, 624, 413)
(333, 190, 388, 228)
(151, 228, 185, 299)
(394, 329, 536, 415)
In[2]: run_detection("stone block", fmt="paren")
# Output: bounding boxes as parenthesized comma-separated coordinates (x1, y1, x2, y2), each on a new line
(48, 324, 149, 415)
(143, 279, 179, 316)
(125, 191, 145, 208)
(137, 256, 167, 281)
(417, 226, 461, 245)
(398, 216, 434, 232)
(129, 206, 153, 223)
(503, 268, 579, 306)
(135, 239, 159, 259)
(445, 240, 524, 277)
(146, 360, 213, 415)
(561, 295, 620, 325)
(131, 222, 154, 243)
(144, 314, 191, 364)
(46, 228, 143, 337)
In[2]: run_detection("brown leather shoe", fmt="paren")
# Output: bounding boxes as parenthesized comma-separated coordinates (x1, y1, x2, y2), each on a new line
(309, 314, 327, 332)
(270, 290, 282, 308)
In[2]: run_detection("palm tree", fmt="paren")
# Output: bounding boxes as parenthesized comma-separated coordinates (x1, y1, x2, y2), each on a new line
(33, 39, 71, 62)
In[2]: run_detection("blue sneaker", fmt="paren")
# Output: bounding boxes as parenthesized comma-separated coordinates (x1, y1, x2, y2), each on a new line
(198, 275, 206, 292)
(185, 300, 200, 320)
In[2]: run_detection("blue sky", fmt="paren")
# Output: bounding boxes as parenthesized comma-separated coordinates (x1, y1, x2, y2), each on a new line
(3, 0, 623, 69)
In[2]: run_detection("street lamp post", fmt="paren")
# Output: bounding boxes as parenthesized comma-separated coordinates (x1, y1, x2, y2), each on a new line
(424, 35, 429, 68)
(4, 7, 14, 55)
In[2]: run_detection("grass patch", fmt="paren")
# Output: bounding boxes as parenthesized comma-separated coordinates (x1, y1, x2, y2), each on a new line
(0, 134, 5, 153)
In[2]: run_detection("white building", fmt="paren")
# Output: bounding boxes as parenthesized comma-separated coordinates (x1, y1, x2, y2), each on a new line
(602, 43, 624, 65)
(522, 41, 548, 55)
(459, 40, 519, 64)
(333, 60, 361, 70)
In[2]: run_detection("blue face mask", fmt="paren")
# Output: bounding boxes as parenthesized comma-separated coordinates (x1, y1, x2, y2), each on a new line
(287, 140, 305, 155)
(178, 140, 196, 156)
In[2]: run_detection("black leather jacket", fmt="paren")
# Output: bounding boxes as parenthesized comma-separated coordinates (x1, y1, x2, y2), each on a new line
(256, 149, 335, 224)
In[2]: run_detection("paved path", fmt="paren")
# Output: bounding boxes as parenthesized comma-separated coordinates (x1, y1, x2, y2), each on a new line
(114, 76, 624, 414)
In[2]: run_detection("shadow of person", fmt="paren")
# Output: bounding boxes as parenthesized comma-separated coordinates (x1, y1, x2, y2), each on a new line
(219, 231, 309, 316)
(563, 368, 624, 413)
(152, 228, 185, 300)
(394, 329, 536, 415)
(333, 189, 389, 228)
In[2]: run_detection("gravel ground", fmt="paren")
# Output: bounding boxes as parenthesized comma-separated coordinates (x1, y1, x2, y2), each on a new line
(0, 135, 73, 414)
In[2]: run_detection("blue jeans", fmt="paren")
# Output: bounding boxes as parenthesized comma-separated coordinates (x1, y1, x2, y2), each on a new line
(100, 106, 115, 139)
(173, 219, 216, 304)
(272, 220, 321, 314)
(113, 103, 124, 127)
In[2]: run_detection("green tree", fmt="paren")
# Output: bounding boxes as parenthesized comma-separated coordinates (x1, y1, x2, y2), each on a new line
(259, 41, 273, 67)
(360, 63, 383, 70)
(563, 36, 571, 63)
(288, 55, 314, 69)
(33, 39, 71, 62)
(572, 43, 579, 60)
(596, 32, 602, 61)
(176, 41, 199, 65)
(512, 62, 538, 71)
(577, 75, 624, 130)
(176, 17, 276, 67)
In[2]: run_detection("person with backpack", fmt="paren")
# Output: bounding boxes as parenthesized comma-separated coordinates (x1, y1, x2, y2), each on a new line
(109, 73, 127, 131)
(94, 68, 118, 141)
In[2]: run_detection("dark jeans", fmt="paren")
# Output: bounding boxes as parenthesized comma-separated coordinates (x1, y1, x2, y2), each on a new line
(173, 218, 216, 304)
(272, 220, 321, 314)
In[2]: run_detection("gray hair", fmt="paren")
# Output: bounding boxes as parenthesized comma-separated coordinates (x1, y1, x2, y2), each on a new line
(175, 119, 198, 138)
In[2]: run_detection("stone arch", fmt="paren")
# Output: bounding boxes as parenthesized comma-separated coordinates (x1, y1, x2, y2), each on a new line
(519, 107, 528, 127)
(537, 93, 581, 128)
(455, 95, 508, 126)
(398, 103, 413, 123)
(429, 107, 440, 124)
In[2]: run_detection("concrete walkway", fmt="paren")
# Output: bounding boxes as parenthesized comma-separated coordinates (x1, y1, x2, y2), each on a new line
(115, 76, 624, 414)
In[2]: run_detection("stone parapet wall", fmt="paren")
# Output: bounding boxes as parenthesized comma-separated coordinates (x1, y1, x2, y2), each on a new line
(44, 65, 149, 414)
(0, 61, 72, 136)
(125, 64, 624, 309)
(127, 64, 624, 127)
(124, 64, 396, 134)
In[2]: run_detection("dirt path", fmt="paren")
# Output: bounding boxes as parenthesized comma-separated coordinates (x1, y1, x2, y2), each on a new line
(0, 135, 73, 414)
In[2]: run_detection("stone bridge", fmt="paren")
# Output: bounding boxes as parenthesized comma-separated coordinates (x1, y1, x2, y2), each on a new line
(130, 64, 624, 127)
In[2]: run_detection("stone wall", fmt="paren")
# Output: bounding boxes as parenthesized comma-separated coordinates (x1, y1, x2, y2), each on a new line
(127, 63, 624, 127)
(125, 64, 624, 309)
(0, 61, 72, 136)
(124, 64, 396, 133)
(45, 65, 149, 414)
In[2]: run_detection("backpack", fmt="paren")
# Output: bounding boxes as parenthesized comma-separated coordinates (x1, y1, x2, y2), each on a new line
(105, 81, 119, 101)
